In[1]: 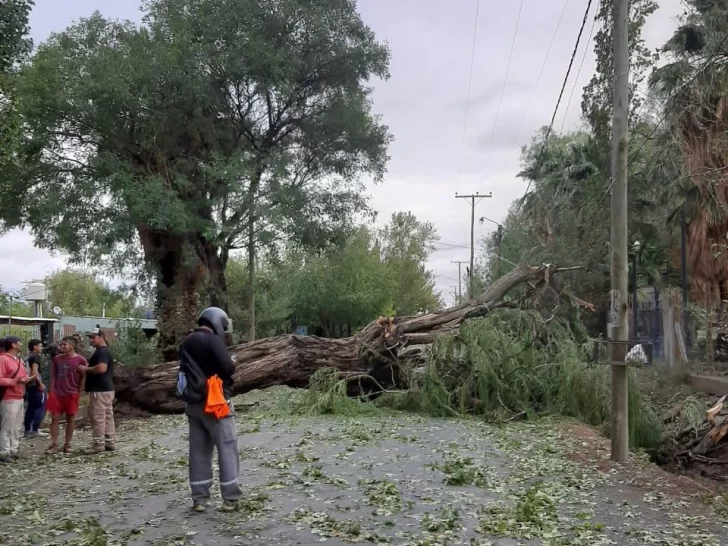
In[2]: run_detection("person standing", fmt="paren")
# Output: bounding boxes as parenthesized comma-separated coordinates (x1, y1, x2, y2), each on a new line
(45, 337, 86, 454)
(78, 327, 115, 454)
(178, 307, 242, 513)
(0, 337, 30, 462)
(24, 339, 48, 438)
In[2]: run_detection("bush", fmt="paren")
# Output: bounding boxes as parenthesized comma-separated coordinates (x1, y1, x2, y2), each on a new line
(111, 321, 159, 368)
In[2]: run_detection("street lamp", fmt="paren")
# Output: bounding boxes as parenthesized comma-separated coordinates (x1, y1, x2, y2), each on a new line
(632, 240, 641, 341)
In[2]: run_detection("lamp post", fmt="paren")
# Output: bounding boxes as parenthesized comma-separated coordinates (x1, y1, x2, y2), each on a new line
(632, 240, 641, 341)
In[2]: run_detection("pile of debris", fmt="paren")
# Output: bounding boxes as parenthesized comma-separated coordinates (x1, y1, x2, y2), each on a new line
(667, 395, 728, 482)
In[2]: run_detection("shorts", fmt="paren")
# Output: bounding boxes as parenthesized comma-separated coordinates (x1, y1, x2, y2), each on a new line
(46, 392, 79, 416)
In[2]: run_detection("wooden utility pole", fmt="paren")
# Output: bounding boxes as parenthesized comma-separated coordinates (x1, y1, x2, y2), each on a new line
(610, 0, 630, 462)
(455, 192, 492, 299)
(451, 260, 468, 301)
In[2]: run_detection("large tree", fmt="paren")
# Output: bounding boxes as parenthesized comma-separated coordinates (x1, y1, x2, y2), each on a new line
(1, 0, 391, 357)
(581, 0, 658, 150)
(649, 0, 728, 304)
(378, 212, 442, 315)
(0, 0, 33, 169)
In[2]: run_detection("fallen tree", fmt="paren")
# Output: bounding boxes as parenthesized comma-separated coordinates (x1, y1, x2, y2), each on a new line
(663, 394, 728, 482)
(113, 263, 588, 413)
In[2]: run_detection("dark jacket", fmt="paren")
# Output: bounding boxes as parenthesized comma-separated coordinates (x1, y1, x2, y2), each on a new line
(179, 328, 235, 400)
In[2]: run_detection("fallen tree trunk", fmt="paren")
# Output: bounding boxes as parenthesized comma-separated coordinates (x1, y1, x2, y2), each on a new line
(114, 263, 584, 413)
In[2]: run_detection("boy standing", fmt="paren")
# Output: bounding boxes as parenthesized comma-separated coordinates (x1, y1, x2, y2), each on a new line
(0, 337, 30, 462)
(45, 337, 86, 454)
(24, 339, 47, 438)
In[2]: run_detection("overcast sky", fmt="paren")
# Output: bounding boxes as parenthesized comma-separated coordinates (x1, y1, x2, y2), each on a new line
(1, 0, 683, 304)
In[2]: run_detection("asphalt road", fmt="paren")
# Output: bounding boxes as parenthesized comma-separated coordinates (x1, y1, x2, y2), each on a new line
(0, 389, 725, 545)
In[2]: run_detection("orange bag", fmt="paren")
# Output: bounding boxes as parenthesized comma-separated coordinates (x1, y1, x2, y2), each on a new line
(204, 375, 230, 419)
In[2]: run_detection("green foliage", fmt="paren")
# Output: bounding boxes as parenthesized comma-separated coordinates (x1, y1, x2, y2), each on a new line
(296, 368, 379, 417)
(581, 0, 659, 147)
(224, 211, 442, 339)
(3, 0, 390, 277)
(288, 228, 394, 337)
(380, 310, 662, 451)
(111, 321, 159, 368)
(0, 288, 32, 317)
(378, 212, 443, 315)
(291, 310, 661, 452)
(44, 268, 141, 318)
(0, 0, 33, 74)
(481, 126, 680, 336)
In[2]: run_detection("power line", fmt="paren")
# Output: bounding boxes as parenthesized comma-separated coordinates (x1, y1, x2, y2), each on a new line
(518, 0, 596, 205)
(461, 0, 482, 155)
(511, 0, 572, 148)
(560, 0, 599, 133)
(486, 0, 526, 153)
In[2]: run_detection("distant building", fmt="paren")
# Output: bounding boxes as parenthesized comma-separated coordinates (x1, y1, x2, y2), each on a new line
(55, 315, 158, 340)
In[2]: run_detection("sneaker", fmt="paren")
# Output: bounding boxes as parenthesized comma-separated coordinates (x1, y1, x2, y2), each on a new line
(24, 431, 38, 439)
(192, 502, 206, 513)
(36, 430, 49, 437)
(0, 454, 12, 463)
(105, 445, 115, 452)
(220, 501, 239, 512)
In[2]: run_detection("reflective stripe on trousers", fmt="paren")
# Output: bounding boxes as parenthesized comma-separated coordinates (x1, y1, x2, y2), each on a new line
(185, 402, 242, 502)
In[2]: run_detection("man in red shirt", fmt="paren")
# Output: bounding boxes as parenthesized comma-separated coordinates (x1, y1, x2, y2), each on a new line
(0, 336, 30, 463)
(45, 337, 86, 454)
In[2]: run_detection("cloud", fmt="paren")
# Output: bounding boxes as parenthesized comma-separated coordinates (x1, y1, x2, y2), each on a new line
(0, 230, 67, 293)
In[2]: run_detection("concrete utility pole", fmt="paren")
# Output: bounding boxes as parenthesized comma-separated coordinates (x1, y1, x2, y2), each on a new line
(451, 260, 468, 301)
(610, 0, 630, 462)
(455, 192, 492, 299)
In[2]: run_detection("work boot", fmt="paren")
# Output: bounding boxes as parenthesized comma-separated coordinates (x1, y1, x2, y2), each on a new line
(220, 500, 240, 512)
(192, 502, 206, 513)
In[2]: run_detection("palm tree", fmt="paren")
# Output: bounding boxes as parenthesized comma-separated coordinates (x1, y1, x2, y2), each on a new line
(649, 0, 728, 307)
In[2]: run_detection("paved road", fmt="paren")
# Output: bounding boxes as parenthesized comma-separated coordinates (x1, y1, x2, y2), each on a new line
(0, 389, 725, 545)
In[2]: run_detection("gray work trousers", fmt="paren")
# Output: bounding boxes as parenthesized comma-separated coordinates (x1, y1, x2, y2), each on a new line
(185, 402, 242, 503)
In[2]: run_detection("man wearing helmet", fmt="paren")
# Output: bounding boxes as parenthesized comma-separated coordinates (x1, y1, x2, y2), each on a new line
(178, 306, 242, 513)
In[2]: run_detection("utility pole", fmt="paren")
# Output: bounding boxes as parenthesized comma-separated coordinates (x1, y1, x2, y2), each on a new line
(451, 260, 468, 301)
(449, 285, 459, 303)
(455, 191, 492, 299)
(610, 0, 630, 462)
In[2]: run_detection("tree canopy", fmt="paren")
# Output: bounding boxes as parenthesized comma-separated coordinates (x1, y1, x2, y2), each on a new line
(1, 0, 392, 355)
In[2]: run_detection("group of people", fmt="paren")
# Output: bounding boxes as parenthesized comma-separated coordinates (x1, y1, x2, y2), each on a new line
(0, 307, 243, 514)
(0, 327, 117, 462)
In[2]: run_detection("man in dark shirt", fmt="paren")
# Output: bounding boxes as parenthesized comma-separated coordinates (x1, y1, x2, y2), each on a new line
(24, 339, 47, 438)
(77, 327, 115, 454)
(179, 307, 242, 513)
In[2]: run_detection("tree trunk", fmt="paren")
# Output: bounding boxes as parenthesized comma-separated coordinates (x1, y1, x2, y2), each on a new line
(205, 243, 228, 311)
(246, 215, 256, 342)
(138, 228, 212, 361)
(115, 263, 584, 413)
